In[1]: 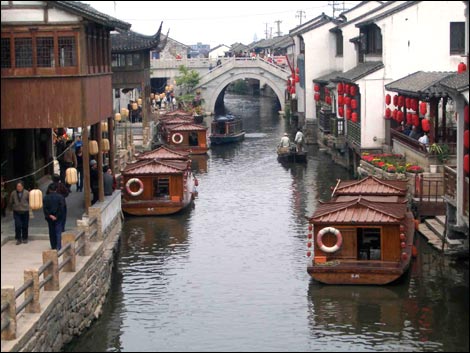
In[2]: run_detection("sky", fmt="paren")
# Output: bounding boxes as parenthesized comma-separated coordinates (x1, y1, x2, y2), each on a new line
(84, 1, 359, 47)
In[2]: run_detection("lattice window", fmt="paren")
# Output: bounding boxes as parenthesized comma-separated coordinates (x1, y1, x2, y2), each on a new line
(58, 36, 76, 67)
(1, 38, 11, 68)
(15, 38, 33, 68)
(37, 37, 54, 67)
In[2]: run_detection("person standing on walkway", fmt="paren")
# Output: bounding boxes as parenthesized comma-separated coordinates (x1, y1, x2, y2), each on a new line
(43, 183, 66, 250)
(90, 159, 99, 205)
(75, 146, 84, 192)
(9, 180, 30, 245)
(294, 128, 305, 152)
(103, 166, 114, 196)
(48, 174, 69, 231)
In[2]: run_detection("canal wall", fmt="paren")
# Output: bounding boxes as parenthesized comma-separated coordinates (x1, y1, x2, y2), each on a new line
(1, 192, 122, 352)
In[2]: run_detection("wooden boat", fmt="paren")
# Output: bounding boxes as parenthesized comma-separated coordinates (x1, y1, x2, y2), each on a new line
(164, 123, 209, 155)
(306, 176, 414, 285)
(277, 145, 307, 163)
(209, 115, 245, 145)
(121, 147, 198, 216)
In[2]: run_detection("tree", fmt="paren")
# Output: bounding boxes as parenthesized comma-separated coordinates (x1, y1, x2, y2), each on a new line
(174, 65, 201, 110)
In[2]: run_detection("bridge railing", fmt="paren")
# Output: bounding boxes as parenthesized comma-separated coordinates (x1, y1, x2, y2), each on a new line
(151, 57, 231, 69)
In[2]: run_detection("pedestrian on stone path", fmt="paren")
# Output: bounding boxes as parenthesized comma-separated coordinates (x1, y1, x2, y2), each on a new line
(9, 180, 30, 245)
(48, 174, 69, 232)
(43, 183, 66, 250)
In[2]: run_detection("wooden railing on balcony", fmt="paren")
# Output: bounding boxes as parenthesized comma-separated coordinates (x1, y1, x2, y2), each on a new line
(391, 129, 457, 155)
(444, 165, 457, 203)
(413, 173, 446, 216)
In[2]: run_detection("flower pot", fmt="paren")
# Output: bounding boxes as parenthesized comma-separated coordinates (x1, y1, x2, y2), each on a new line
(429, 164, 438, 173)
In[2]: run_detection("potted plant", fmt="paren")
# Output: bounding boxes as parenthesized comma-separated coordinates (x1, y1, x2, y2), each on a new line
(428, 143, 449, 172)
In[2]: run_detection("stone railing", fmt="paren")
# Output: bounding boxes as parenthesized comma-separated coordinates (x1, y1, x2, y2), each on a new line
(1, 218, 97, 341)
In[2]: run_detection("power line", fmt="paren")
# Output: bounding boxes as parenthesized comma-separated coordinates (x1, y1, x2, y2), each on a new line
(295, 10, 306, 26)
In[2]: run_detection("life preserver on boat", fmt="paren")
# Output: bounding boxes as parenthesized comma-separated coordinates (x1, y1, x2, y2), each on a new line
(317, 227, 343, 253)
(126, 178, 144, 197)
(172, 133, 184, 144)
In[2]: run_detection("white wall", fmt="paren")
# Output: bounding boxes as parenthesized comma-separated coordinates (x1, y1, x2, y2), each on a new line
(209, 45, 229, 59)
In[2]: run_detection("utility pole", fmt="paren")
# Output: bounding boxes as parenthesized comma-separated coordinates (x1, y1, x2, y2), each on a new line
(264, 22, 269, 39)
(274, 20, 282, 37)
(295, 10, 306, 26)
(328, 1, 347, 18)
(269, 27, 273, 39)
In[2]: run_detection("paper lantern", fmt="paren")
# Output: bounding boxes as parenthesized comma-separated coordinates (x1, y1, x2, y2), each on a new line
(421, 119, 430, 132)
(350, 85, 357, 96)
(338, 95, 344, 106)
(121, 108, 129, 118)
(385, 108, 391, 119)
(338, 107, 344, 117)
(345, 96, 351, 107)
(150, 93, 155, 99)
(115, 113, 121, 122)
(385, 94, 391, 105)
(325, 96, 332, 105)
(464, 130, 469, 149)
(398, 96, 404, 108)
(29, 189, 43, 210)
(314, 84, 320, 92)
(101, 138, 110, 152)
(132, 102, 138, 111)
(351, 112, 358, 123)
(420, 102, 427, 116)
(89, 140, 99, 155)
(344, 84, 350, 94)
(351, 99, 358, 110)
(392, 109, 398, 120)
(337, 83, 344, 94)
(314, 93, 320, 102)
(397, 110, 404, 123)
(464, 154, 469, 174)
(137, 98, 142, 105)
(393, 95, 398, 106)
(406, 113, 412, 125)
(346, 109, 351, 120)
(65, 167, 78, 185)
(412, 114, 420, 127)
(458, 62, 467, 74)
(101, 121, 108, 132)
(411, 99, 418, 112)
(405, 98, 411, 109)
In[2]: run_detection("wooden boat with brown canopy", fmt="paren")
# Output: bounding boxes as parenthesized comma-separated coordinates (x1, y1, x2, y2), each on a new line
(306, 176, 414, 285)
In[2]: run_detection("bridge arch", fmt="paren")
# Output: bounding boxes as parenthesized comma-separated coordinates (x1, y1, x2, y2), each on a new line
(206, 73, 285, 114)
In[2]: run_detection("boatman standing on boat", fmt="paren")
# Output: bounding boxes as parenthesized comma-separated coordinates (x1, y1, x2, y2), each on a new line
(295, 128, 304, 152)
(279, 133, 291, 148)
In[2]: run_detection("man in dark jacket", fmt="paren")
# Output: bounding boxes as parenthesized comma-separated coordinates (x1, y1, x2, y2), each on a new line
(43, 183, 66, 250)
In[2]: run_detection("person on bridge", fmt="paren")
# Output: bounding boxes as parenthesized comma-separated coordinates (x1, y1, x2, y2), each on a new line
(279, 133, 291, 148)
(295, 128, 305, 152)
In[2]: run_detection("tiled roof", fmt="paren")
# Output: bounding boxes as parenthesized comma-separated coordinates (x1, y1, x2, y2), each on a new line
(122, 159, 186, 176)
(289, 13, 334, 36)
(162, 110, 193, 117)
(309, 198, 406, 224)
(136, 146, 189, 161)
(356, 1, 421, 28)
(333, 195, 407, 203)
(313, 71, 342, 84)
(438, 72, 469, 93)
(168, 124, 208, 132)
(50, 1, 130, 30)
(385, 71, 453, 98)
(334, 61, 384, 83)
(111, 22, 163, 52)
(161, 117, 194, 125)
(250, 35, 293, 50)
(331, 0, 395, 31)
(333, 176, 408, 196)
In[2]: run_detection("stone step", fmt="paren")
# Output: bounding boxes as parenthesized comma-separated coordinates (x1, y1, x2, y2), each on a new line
(435, 215, 446, 227)
(425, 218, 445, 240)
(418, 223, 445, 251)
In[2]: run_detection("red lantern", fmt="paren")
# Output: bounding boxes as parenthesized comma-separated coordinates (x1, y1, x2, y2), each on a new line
(338, 95, 344, 106)
(314, 84, 320, 92)
(307, 242, 312, 248)
(399, 233, 406, 241)
(398, 96, 404, 108)
(401, 252, 408, 261)
(393, 95, 398, 106)
(295, 74, 300, 83)
(345, 96, 351, 107)
(465, 105, 469, 124)
(325, 96, 332, 105)
(397, 110, 404, 123)
(344, 84, 350, 94)
(346, 109, 352, 120)
(314, 93, 320, 102)
(308, 224, 313, 231)
(392, 109, 398, 120)
(421, 119, 430, 132)
(385, 108, 391, 119)
(337, 82, 344, 94)
(338, 107, 344, 117)
(400, 242, 406, 249)
(413, 114, 420, 127)
(307, 251, 312, 257)
(351, 99, 358, 110)
(406, 113, 412, 125)
(290, 86, 296, 94)
(411, 99, 418, 111)
(352, 112, 358, 123)
(464, 154, 469, 174)
(458, 62, 467, 74)
(405, 98, 411, 109)
(385, 94, 391, 105)
(350, 85, 357, 96)
(464, 130, 469, 149)
(420, 102, 427, 116)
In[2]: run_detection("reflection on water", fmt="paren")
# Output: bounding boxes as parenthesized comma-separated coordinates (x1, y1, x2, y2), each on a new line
(65, 94, 468, 352)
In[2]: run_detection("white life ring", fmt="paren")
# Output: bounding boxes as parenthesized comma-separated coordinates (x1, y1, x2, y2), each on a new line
(126, 178, 144, 197)
(317, 227, 343, 253)
(172, 133, 184, 144)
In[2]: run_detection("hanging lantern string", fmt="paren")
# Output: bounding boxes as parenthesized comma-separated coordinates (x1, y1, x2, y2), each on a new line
(2, 142, 76, 186)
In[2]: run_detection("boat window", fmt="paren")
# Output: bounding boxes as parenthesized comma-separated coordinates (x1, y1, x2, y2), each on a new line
(189, 132, 199, 146)
(357, 228, 381, 260)
(153, 178, 170, 198)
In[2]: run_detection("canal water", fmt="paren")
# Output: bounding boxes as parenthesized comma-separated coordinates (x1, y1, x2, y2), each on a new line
(65, 94, 468, 352)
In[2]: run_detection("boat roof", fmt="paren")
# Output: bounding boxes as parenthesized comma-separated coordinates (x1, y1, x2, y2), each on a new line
(168, 123, 208, 132)
(160, 116, 194, 125)
(162, 109, 192, 116)
(332, 176, 408, 197)
(136, 146, 190, 161)
(332, 195, 407, 204)
(309, 197, 407, 224)
(214, 114, 238, 122)
(122, 159, 187, 176)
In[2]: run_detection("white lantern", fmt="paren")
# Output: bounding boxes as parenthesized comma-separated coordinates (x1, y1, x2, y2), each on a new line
(101, 121, 108, 132)
(65, 167, 78, 185)
(89, 140, 99, 155)
(101, 138, 110, 152)
(137, 98, 142, 105)
(132, 102, 138, 111)
(115, 113, 122, 122)
(29, 189, 43, 210)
